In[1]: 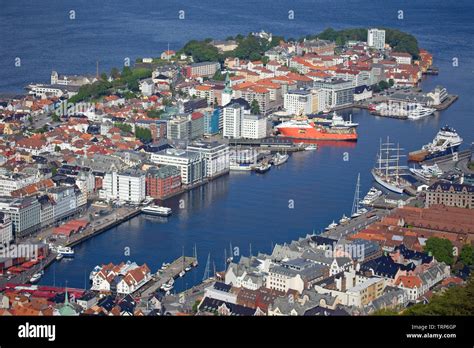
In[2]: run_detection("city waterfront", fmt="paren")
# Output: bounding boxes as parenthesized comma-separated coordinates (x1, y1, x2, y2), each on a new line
(2, 0, 473, 293)
(20, 1, 474, 291)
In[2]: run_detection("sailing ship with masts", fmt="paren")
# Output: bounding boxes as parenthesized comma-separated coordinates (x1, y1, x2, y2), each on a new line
(371, 137, 411, 194)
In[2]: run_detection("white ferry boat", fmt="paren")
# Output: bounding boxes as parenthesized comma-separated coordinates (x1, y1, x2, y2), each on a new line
(57, 246, 74, 258)
(141, 205, 172, 217)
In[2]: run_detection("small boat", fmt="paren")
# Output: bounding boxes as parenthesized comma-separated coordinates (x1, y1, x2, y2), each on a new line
(254, 162, 271, 174)
(325, 220, 338, 230)
(29, 271, 44, 283)
(57, 246, 74, 258)
(141, 205, 172, 217)
(185, 266, 192, 272)
(56, 253, 64, 261)
(351, 208, 368, 218)
(161, 283, 174, 291)
(179, 270, 185, 277)
(305, 144, 318, 151)
(339, 215, 350, 224)
(272, 153, 289, 166)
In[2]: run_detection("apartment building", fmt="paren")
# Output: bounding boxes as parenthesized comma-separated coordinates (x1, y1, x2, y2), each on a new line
(367, 28, 386, 50)
(101, 169, 146, 203)
(0, 197, 41, 238)
(187, 141, 229, 178)
(151, 149, 206, 185)
(425, 182, 474, 209)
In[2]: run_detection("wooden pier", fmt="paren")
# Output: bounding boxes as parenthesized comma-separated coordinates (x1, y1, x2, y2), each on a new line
(135, 256, 197, 298)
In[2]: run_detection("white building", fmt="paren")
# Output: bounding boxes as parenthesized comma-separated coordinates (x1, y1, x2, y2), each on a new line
(266, 265, 305, 294)
(391, 52, 412, 65)
(47, 186, 77, 221)
(151, 149, 205, 185)
(0, 173, 37, 196)
(284, 89, 314, 115)
(187, 141, 229, 178)
(242, 115, 267, 139)
(223, 103, 246, 139)
(0, 213, 13, 246)
(0, 197, 41, 238)
(139, 79, 155, 97)
(367, 28, 386, 50)
(100, 169, 146, 203)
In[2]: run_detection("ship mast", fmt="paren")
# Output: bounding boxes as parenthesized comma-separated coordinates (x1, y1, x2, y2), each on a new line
(351, 173, 361, 217)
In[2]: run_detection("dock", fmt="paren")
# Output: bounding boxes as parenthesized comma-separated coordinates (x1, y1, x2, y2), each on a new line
(135, 256, 197, 298)
(65, 208, 141, 248)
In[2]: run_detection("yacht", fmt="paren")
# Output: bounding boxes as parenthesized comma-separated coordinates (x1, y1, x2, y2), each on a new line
(407, 104, 436, 120)
(361, 187, 383, 205)
(57, 246, 74, 258)
(55, 253, 64, 261)
(409, 163, 443, 180)
(254, 162, 271, 174)
(141, 205, 172, 217)
(161, 282, 174, 292)
(29, 271, 44, 283)
(339, 215, 350, 224)
(325, 220, 338, 230)
(272, 152, 289, 166)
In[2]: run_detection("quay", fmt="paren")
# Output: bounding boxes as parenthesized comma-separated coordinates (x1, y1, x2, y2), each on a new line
(65, 207, 141, 248)
(321, 208, 390, 240)
(135, 255, 197, 298)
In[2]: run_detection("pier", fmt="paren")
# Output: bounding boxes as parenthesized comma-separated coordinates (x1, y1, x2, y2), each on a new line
(135, 255, 197, 298)
(321, 208, 391, 240)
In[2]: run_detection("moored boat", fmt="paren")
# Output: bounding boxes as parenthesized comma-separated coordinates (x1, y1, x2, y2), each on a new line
(57, 246, 74, 258)
(272, 152, 289, 166)
(408, 126, 463, 162)
(276, 116, 358, 141)
(141, 205, 172, 217)
(371, 137, 411, 194)
(254, 162, 271, 173)
(325, 220, 338, 230)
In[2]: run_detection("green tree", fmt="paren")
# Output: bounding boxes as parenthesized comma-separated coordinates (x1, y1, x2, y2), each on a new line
(424, 237, 454, 265)
(404, 275, 474, 315)
(147, 109, 164, 119)
(111, 67, 120, 79)
(51, 113, 61, 122)
(378, 80, 390, 90)
(135, 126, 152, 143)
(388, 79, 395, 87)
(54, 145, 61, 152)
(100, 72, 108, 81)
(114, 122, 133, 133)
(459, 244, 474, 266)
(250, 99, 260, 114)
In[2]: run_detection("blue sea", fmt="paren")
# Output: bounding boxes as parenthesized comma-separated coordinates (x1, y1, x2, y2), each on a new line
(0, 0, 473, 290)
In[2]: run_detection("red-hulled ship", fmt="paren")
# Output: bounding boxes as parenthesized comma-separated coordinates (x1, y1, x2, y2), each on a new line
(275, 117, 358, 141)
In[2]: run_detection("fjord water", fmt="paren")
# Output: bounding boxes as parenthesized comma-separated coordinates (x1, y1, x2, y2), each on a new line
(1, 0, 472, 290)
